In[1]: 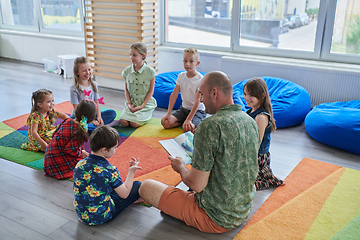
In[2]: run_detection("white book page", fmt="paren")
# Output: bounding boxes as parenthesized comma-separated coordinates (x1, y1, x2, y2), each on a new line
(174, 131, 194, 158)
(159, 139, 192, 165)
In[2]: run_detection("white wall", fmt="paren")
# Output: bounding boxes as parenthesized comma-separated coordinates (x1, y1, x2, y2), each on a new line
(287, 0, 306, 15)
(0, 31, 125, 90)
(307, 0, 321, 10)
(0, 31, 85, 63)
(157, 47, 360, 107)
(167, 0, 190, 17)
(157, 47, 222, 74)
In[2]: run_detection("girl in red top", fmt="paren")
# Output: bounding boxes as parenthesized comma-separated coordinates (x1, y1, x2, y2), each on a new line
(43, 99, 96, 179)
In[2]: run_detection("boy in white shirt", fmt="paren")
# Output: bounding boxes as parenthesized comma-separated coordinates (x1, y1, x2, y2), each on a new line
(161, 47, 206, 133)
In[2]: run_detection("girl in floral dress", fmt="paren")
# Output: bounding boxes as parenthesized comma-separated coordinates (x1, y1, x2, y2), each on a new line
(21, 89, 69, 152)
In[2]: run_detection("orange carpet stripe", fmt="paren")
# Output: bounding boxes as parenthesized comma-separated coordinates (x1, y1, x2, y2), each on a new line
(53, 101, 73, 113)
(243, 158, 342, 229)
(3, 101, 72, 130)
(109, 137, 171, 180)
(234, 167, 345, 240)
(132, 136, 174, 153)
(3, 113, 29, 130)
(135, 164, 191, 186)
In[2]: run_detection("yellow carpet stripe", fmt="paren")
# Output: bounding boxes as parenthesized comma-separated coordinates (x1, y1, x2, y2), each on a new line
(0, 122, 14, 138)
(330, 212, 360, 239)
(305, 168, 360, 239)
(130, 124, 183, 137)
(233, 167, 345, 240)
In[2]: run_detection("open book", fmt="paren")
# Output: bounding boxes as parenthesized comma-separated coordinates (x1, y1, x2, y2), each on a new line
(159, 131, 194, 165)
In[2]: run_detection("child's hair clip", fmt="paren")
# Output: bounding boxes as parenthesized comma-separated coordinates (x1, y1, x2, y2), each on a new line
(80, 116, 88, 132)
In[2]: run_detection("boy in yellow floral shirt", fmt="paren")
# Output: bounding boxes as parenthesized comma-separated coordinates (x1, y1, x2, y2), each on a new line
(73, 125, 142, 225)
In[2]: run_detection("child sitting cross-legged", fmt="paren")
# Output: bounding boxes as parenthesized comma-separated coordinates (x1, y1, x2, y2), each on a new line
(161, 47, 206, 133)
(73, 125, 142, 225)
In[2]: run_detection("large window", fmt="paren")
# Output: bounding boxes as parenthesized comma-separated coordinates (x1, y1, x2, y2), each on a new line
(163, 0, 360, 64)
(165, 0, 232, 48)
(331, 0, 360, 55)
(0, 0, 83, 35)
(0, 0, 38, 29)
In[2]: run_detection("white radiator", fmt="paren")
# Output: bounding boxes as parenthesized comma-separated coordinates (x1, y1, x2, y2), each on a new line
(221, 56, 360, 107)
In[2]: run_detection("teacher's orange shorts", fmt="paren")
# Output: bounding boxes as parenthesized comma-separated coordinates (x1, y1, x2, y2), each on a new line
(158, 186, 229, 233)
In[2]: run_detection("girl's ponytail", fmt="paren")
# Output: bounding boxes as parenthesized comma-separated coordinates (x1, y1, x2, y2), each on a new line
(73, 99, 96, 142)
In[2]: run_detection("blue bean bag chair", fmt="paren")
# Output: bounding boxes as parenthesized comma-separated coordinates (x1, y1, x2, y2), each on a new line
(305, 100, 360, 155)
(233, 92, 246, 112)
(232, 76, 311, 128)
(154, 71, 206, 109)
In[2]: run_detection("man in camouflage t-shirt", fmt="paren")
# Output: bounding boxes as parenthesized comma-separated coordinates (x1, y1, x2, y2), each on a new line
(139, 71, 260, 233)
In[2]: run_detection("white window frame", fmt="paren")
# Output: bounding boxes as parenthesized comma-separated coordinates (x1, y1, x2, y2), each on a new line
(0, 0, 84, 37)
(160, 0, 360, 65)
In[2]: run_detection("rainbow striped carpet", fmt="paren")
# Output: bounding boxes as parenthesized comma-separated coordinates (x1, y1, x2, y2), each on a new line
(234, 158, 360, 239)
(0, 101, 186, 186)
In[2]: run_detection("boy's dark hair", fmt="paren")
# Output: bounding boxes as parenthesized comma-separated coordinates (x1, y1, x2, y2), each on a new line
(90, 125, 119, 152)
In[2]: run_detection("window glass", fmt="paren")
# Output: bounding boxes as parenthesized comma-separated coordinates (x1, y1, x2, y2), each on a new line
(1, 0, 37, 27)
(165, 0, 232, 48)
(239, 0, 319, 51)
(331, 0, 360, 55)
(40, 0, 81, 31)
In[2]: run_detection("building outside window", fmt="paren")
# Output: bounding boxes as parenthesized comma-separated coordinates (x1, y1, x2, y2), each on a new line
(164, 0, 360, 64)
(0, 0, 83, 35)
(1, 0, 360, 64)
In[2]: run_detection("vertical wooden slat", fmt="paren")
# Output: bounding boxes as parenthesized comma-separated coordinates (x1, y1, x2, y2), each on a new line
(84, 0, 158, 81)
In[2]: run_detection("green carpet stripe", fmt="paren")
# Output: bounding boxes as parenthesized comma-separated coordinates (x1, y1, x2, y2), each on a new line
(0, 131, 28, 148)
(146, 117, 162, 126)
(113, 125, 137, 136)
(0, 122, 15, 138)
(110, 108, 162, 126)
(0, 146, 44, 164)
(25, 158, 44, 171)
(306, 168, 360, 239)
(330, 213, 360, 240)
(114, 110, 122, 120)
(0, 122, 14, 130)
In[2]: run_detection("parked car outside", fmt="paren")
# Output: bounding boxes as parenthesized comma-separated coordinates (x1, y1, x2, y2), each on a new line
(298, 13, 309, 25)
(280, 19, 291, 34)
(287, 15, 301, 28)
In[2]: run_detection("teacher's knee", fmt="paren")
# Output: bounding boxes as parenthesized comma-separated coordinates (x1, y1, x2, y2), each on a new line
(139, 179, 168, 208)
(139, 179, 158, 196)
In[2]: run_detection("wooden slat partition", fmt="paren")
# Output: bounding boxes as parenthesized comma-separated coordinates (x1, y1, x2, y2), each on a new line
(85, 0, 158, 81)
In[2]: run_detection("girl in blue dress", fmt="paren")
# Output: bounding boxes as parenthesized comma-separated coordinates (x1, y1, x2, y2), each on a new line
(243, 77, 285, 190)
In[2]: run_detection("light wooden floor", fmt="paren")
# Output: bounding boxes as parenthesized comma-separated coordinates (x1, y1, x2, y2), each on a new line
(1, 59, 359, 240)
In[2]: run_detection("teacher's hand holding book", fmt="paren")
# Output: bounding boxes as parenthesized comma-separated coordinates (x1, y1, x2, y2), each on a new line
(169, 156, 185, 173)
